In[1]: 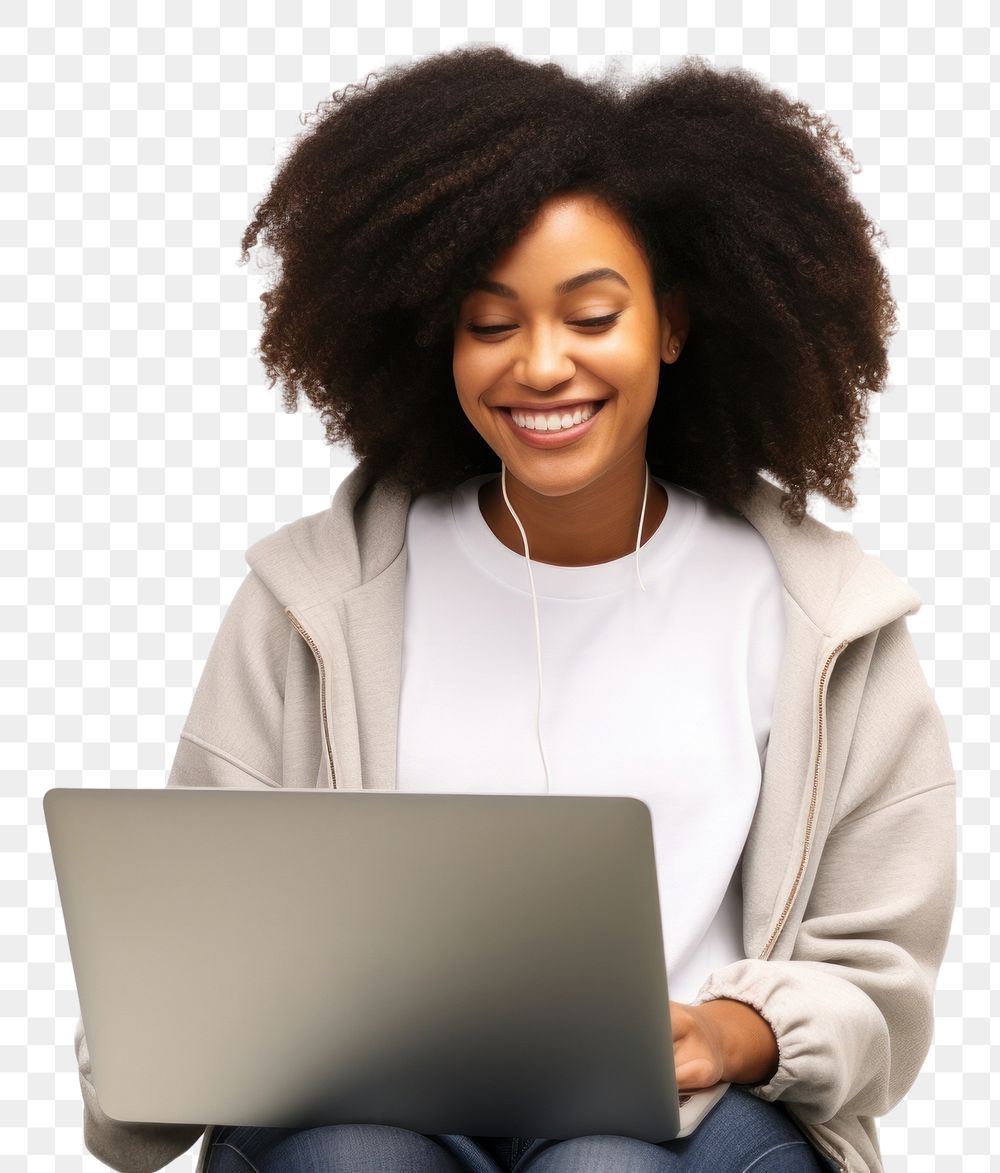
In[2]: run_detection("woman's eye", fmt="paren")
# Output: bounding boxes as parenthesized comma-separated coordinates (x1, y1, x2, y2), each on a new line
(467, 311, 622, 337)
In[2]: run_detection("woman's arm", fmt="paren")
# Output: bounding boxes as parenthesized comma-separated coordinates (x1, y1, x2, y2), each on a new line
(690, 615, 957, 1125)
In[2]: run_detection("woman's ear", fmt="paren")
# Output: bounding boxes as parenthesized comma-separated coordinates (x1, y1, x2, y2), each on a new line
(659, 288, 690, 363)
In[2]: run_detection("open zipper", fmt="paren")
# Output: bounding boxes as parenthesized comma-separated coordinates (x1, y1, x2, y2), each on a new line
(758, 636, 851, 1173)
(285, 607, 338, 789)
(758, 637, 849, 961)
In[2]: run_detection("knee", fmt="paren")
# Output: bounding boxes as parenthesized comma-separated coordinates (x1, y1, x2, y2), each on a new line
(256, 1123, 460, 1173)
(526, 1134, 679, 1173)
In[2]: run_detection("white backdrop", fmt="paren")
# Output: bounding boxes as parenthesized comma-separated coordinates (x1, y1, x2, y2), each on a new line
(3, 3, 993, 1170)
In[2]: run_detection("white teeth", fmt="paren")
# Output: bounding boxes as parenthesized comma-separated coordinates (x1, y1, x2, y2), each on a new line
(510, 403, 599, 432)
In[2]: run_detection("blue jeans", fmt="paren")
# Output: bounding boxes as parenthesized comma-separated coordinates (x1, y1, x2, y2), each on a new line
(203, 1086, 841, 1172)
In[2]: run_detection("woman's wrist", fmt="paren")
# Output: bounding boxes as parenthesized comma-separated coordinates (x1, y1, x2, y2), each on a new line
(692, 997, 780, 1086)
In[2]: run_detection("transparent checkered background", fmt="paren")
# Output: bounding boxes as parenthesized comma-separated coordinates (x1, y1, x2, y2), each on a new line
(2, 3, 994, 1170)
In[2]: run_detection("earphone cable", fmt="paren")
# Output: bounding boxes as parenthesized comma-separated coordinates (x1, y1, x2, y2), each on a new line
(500, 460, 651, 794)
(501, 463, 551, 792)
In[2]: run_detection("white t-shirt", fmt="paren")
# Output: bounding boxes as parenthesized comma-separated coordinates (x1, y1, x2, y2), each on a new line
(395, 472, 786, 1003)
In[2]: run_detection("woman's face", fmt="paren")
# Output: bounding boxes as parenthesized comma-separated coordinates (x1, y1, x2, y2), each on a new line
(453, 192, 686, 500)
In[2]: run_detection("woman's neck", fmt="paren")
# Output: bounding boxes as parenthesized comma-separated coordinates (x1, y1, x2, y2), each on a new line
(477, 467, 668, 567)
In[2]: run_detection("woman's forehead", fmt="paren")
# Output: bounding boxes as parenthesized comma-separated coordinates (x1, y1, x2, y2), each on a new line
(471, 197, 648, 289)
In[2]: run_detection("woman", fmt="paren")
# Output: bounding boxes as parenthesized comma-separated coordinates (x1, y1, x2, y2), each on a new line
(74, 47, 956, 1173)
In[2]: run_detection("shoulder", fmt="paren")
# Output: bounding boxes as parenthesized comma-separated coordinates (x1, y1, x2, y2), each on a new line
(726, 475, 865, 571)
(243, 465, 411, 606)
(712, 475, 921, 637)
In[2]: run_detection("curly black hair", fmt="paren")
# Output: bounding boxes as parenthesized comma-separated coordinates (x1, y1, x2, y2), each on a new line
(239, 45, 897, 523)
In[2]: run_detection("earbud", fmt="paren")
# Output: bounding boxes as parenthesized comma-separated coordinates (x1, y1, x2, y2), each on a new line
(500, 462, 651, 792)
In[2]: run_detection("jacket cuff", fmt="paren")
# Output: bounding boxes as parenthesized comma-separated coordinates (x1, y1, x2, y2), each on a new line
(691, 957, 890, 1122)
(691, 969, 791, 1101)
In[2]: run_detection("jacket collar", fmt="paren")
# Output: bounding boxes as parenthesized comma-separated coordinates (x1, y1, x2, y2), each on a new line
(247, 461, 411, 607)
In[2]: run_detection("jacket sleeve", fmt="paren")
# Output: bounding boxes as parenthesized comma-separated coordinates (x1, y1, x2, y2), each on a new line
(75, 1018, 206, 1173)
(75, 568, 298, 1172)
(693, 614, 957, 1126)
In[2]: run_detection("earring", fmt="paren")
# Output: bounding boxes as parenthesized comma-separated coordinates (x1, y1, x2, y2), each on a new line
(669, 340, 679, 358)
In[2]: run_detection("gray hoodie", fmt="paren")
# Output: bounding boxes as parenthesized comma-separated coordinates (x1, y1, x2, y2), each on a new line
(74, 462, 957, 1173)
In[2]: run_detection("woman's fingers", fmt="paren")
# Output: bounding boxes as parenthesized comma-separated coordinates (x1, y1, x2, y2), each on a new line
(670, 1000, 724, 1089)
(674, 1055, 719, 1090)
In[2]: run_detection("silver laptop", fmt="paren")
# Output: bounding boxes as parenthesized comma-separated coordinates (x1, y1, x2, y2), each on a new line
(44, 786, 729, 1142)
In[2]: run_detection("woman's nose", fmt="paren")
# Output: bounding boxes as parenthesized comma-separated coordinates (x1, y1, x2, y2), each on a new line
(514, 327, 576, 390)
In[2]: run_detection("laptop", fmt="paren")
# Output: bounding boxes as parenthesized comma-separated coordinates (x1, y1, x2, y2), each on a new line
(44, 786, 729, 1142)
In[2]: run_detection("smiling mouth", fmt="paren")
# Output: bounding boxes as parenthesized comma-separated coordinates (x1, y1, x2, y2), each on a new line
(499, 400, 608, 433)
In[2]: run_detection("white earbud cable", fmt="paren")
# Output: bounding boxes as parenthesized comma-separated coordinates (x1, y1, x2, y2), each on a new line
(500, 461, 651, 792)
(634, 464, 650, 594)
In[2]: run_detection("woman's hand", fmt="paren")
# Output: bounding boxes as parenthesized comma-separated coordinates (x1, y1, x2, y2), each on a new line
(670, 998, 780, 1090)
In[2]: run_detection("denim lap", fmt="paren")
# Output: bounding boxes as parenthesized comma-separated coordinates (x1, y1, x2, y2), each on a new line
(506, 1088, 838, 1173)
(205, 1087, 840, 1173)
(205, 1122, 467, 1172)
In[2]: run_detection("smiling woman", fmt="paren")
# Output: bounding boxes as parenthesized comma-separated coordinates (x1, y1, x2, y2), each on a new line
(72, 43, 954, 1173)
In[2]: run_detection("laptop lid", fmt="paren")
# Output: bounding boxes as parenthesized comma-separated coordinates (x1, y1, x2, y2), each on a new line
(45, 787, 727, 1142)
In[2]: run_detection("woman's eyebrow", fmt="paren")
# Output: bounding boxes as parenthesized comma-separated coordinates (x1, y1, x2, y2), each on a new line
(470, 267, 631, 300)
